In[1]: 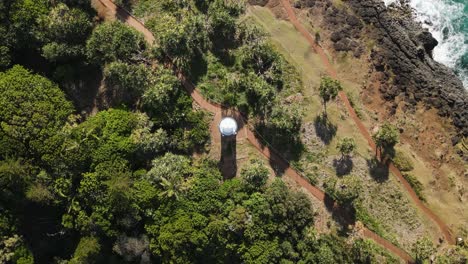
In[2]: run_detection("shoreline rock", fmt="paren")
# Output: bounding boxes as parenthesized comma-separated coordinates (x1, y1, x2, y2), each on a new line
(266, 0, 467, 139)
(346, 0, 467, 138)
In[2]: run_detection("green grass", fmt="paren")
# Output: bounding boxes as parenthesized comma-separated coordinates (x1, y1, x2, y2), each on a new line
(402, 173, 426, 202)
(346, 91, 364, 119)
(393, 150, 415, 172)
(247, 6, 326, 96)
(355, 202, 400, 246)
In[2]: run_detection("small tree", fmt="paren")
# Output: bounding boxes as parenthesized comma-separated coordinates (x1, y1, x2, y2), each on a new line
(326, 175, 361, 205)
(413, 237, 434, 264)
(319, 76, 343, 114)
(241, 159, 269, 191)
(372, 122, 399, 158)
(70, 236, 101, 263)
(336, 137, 356, 160)
(146, 153, 191, 200)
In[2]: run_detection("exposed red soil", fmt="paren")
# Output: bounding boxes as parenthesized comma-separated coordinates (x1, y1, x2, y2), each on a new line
(96, 0, 419, 262)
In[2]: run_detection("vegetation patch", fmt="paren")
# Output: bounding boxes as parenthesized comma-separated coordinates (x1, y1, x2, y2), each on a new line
(393, 150, 414, 172)
(402, 173, 426, 202)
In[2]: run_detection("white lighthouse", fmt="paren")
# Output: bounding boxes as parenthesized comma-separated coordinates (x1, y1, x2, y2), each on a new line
(219, 117, 238, 137)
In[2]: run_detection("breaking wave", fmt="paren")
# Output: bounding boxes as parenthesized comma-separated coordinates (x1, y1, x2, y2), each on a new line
(384, 0, 468, 89)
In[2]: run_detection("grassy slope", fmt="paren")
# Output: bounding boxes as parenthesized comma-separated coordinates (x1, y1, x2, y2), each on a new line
(247, 5, 440, 251)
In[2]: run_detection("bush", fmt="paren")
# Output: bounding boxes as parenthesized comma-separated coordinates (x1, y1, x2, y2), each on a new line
(402, 173, 425, 201)
(392, 150, 414, 172)
(241, 159, 270, 191)
(354, 202, 391, 242)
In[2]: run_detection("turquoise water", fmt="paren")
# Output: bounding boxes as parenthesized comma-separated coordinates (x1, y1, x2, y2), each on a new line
(385, 0, 468, 88)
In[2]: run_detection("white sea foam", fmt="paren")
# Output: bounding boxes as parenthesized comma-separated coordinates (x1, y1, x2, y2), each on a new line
(383, 0, 399, 6)
(383, 0, 468, 88)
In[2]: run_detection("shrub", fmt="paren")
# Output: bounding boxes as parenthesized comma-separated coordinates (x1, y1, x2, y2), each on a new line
(393, 150, 414, 172)
(241, 159, 270, 191)
(403, 173, 425, 201)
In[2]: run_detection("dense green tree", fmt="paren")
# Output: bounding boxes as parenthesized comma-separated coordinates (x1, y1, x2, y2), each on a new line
(241, 159, 270, 192)
(69, 236, 101, 264)
(319, 76, 343, 114)
(146, 153, 191, 200)
(207, 0, 245, 42)
(413, 237, 434, 264)
(0, 65, 74, 161)
(140, 67, 210, 152)
(104, 61, 151, 104)
(130, 113, 168, 157)
(59, 109, 144, 175)
(0, 159, 32, 199)
(9, 0, 48, 49)
(149, 11, 210, 70)
(142, 68, 182, 120)
(38, 3, 92, 62)
(0, 235, 34, 264)
(236, 42, 285, 88)
(69, 159, 137, 237)
(265, 179, 314, 239)
(154, 211, 209, 263)
(86, 21, 146, 64)
(0, 209, 34, 264)
(372, 122, 399, 158)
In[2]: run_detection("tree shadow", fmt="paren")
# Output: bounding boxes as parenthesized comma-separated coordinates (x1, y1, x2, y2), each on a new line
(314, 114, 337, 145)
(367, 157, 389, 183)
(252, 122, 305, 177)
(333, 157, 354, 176)
(187, 52, 208, 85)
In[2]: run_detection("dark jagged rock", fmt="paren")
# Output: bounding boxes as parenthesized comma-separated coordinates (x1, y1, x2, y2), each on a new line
(346, 0, 468, 137)
(417, 31, 438, 56)
(295, 0, 364, 57)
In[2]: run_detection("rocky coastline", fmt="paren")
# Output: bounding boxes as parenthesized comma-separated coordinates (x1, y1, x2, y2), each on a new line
(346, 0, 467, 140)
(260, 0, 468, 140)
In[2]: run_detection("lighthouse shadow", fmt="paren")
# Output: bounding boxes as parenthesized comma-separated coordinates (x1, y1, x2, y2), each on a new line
(220, 134, 237, 179)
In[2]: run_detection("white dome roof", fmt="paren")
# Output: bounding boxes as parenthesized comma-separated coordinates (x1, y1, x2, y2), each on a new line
(219, 117, 238, 136)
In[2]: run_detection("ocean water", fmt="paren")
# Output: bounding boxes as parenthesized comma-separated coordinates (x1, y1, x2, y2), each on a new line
(384, 0, 468, 89)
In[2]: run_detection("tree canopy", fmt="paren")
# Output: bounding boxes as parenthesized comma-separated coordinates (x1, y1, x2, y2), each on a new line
(38, 3, 92, 62)
(0, 0, 408, 263)
(372, 122, 399, 158)
(319, 76, 343, 113)
(337, 137, 357, 159)
(86, 21, 146, 64)
(0, 65, 73, 161)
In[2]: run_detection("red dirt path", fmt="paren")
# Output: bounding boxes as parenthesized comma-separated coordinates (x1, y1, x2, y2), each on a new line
(278, 0, 454, 246)
(96, 0, 418, 262)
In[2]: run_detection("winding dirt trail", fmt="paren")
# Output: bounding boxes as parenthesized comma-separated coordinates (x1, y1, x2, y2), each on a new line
(96, 0, 415, 262)
(279, 0, 454, 245)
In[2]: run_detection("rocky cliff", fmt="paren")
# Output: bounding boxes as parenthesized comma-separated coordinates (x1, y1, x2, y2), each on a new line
(289, 0, 468, 138)
(346, 0, 467, 138)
